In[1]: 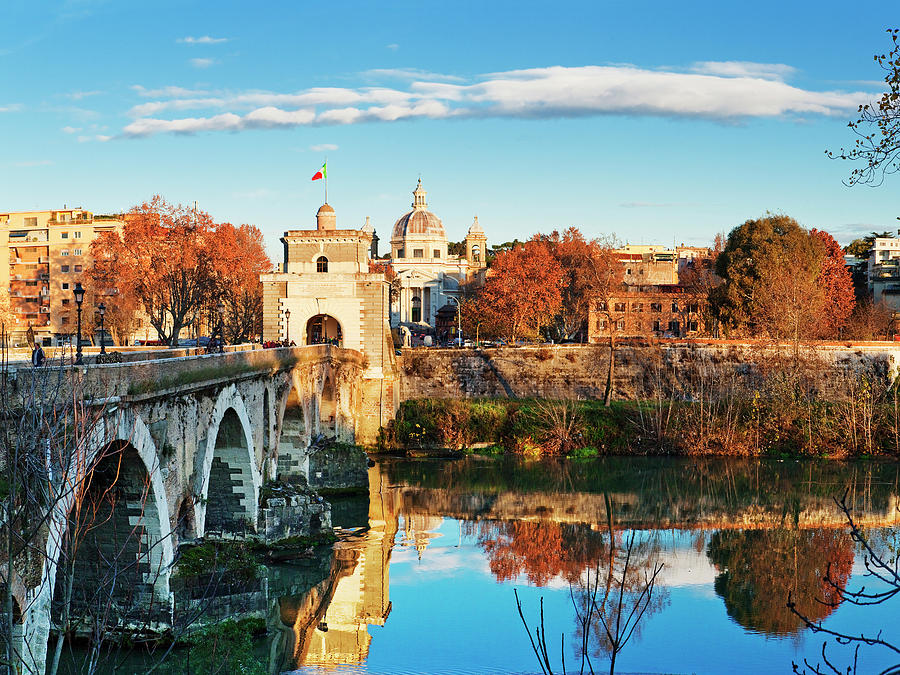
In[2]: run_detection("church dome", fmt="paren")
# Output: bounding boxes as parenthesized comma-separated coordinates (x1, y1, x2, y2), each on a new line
(391, 179, 446, 240)
(317, 203, 334, 215)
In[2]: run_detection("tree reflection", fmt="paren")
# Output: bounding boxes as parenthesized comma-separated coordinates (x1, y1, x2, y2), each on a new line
(707, 528, 853, 635)
(476, 520, 607, 586)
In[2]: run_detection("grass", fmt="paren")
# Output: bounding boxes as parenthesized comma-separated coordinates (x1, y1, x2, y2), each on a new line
(172, 541, 262, 582)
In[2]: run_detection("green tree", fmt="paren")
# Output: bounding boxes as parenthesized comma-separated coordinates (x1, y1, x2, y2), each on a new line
(711, 214, 825, 342)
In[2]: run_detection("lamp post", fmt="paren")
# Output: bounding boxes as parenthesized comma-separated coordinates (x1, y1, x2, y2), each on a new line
(73, 282, 85, 365)
(97, 302, 107, 355)
(285, 308, 291, 345)
(216, 300, 225, 353)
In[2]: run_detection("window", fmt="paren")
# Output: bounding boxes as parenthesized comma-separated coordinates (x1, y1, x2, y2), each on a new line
(650, 302, 662, 312)
(25, 280, 37, 287)
(61, 265, 69, 273)
(397, 249, 405, 258)
(411, 295, 422, 322)
(413, 249, 424, 258)
(614, 302, 626, 312)
(632, 303, 643, 312)
(61, 283, 69, 290)
(60, 250, 69, 256)
(61, 317, 69, 326)
(668, 320, 679, 333)
(74, 231, 82, 239)
(433, 249, 440, 258)
(626, 268, 632, 275)
(653, 320, 661, 331)
(62, 299, 70, 306)
(24, 217, 37, 227)
(687, 303, 699, 314)
(596, 301, 607, 311)
(671, 302, 678, 312)
(616, 320, 625, 331)
(73, 248, 82, 256)
(61, 232, 69, 239)
(316, 256, 328, 273)
(74, 265, 82, 273)
(688, 320, 698, 332)
(597, 318, 607, 330)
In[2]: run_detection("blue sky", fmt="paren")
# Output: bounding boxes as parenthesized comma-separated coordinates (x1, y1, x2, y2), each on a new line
(1, 0, 898, 260)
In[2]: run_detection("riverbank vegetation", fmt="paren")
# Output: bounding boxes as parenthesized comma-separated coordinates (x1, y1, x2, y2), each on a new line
(385, 352, 900, 458)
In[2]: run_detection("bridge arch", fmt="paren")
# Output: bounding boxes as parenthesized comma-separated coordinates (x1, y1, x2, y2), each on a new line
(276, 373, 309, 480)
(197, 385, 261, 536)
(52, 415, 174, 628)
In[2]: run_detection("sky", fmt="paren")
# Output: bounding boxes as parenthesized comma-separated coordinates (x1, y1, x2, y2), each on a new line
(1, 0, 899, 260)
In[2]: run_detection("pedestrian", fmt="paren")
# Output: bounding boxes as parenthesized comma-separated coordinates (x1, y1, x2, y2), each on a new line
(31, 344, 45, 367)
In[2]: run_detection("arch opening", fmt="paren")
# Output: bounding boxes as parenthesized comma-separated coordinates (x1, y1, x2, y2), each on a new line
(205, 408, 256, 536)
(55, 441, 167, 623)
(316, 256, 329, 273)
(306, 314, 342, 347)
(277, 385, 308, 481)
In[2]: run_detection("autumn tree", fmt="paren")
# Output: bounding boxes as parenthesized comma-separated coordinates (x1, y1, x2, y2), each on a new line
(472, 240, 565, 343)
(90, 197, 216, 346)
(810, 229, 855, 337)
(535, 227, 605, 341)
(209, 222, 271, 343)
(829, 28, 900, 186)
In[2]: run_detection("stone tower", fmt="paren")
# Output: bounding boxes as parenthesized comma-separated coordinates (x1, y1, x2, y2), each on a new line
(464, 216, 487, 269)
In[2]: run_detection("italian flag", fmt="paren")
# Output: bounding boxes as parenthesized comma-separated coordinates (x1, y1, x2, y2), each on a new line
(311, 162, 327, 181)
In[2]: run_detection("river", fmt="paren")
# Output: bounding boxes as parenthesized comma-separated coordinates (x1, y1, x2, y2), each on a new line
(274, 455, 900, 674)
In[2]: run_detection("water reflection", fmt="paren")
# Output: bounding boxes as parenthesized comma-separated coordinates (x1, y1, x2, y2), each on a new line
(280, 456, 900, 674)
(708, 528, 853, 635)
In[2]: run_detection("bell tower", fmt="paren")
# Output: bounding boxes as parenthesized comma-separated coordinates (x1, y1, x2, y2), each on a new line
(464, 216, 487, 270)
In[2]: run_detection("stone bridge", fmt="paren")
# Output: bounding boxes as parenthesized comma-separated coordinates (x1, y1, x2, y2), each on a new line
(7, 344, 396, 673)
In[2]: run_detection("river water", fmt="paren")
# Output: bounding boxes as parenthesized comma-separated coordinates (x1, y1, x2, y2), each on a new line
(271, 455, 900, 675)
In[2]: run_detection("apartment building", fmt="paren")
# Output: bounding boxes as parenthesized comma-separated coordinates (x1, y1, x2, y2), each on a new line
(615, 244, 712, 286)
(0, 208, 130, 347)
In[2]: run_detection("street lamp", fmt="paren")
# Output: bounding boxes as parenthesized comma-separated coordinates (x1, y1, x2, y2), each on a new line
(73, 282, 85, 365)
(216, 300, 225, 353)
(97, 302, 107, 355)
(285, 308, 291, 345)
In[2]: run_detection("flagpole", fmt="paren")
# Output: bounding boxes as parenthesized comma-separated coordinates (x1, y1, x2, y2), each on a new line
(324, 157, 328, 204)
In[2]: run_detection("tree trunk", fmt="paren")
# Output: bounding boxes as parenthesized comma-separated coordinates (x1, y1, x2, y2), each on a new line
(604, 332, 616, 407)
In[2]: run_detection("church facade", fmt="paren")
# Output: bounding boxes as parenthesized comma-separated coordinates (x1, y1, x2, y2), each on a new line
(388, 179, 487, 329)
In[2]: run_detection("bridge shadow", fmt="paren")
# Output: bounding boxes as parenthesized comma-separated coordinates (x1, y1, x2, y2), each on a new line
(475, 348, 514, 398)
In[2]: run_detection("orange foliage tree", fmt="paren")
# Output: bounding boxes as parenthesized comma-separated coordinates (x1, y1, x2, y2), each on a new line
(90, 196, 269, 345)
(472, 240, 565, 343)
(810, 228, 856, 338)
(209, 222, 271, 343)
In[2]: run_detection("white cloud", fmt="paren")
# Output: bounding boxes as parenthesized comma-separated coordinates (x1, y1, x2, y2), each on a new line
(132, 85, 210, 98)
(118, 63, 873, 138)
(76, 134, 110, 143)
(386, 43, 399, 51)
(62, 126, 82, 134)
(14, 160, 53, 167)
(178, 36, 228, 45)
(190, 58, 216, 69)
(364, 68, 465, 83)
(309, 143, 338, 152)
(690, 61, 798, 81)
(0, 103, 22, 112)
(66, 90, 103, 100)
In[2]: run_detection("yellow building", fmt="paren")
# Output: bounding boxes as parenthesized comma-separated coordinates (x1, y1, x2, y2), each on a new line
(0, 208, 139, 347)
